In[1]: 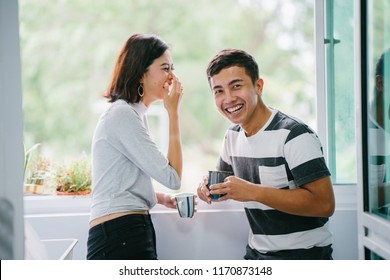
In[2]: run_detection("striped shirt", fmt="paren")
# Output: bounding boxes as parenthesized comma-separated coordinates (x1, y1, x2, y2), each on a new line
(217, 108, 333, 253)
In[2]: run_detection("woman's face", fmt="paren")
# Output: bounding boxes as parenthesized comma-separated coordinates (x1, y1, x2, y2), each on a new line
(141, 50, 174, 106)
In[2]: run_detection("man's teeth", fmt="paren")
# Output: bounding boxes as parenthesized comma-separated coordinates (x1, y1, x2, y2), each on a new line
(226, 104, 243, 113)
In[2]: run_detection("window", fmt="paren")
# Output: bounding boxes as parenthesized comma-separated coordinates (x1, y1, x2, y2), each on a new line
(19, 0, 316, 196)
(324, 0, 356, 184)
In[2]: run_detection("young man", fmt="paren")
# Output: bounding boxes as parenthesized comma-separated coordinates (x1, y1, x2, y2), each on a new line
(198, 49, 335, 260)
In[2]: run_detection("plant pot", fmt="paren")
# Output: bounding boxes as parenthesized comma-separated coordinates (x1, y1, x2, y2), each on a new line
(24, 183, 46, 195)
(56, 189, 91, 196)
(24, 184, 35, 195)
(33, 184, 45, 194)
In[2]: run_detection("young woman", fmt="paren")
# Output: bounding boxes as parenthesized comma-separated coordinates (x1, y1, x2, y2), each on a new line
(87, 34, 184, 260)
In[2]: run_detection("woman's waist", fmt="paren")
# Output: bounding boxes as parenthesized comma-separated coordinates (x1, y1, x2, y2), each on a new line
(89, 210, 149, 228)
(89, 191, 157, 222)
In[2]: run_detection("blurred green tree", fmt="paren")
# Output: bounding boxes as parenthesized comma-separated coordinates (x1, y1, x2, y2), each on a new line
(19, 0, 314, 189)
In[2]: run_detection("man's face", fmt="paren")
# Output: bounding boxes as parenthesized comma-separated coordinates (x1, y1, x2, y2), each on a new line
(209, 66, 263, 127)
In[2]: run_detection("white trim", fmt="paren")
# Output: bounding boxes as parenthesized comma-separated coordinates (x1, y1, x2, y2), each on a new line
(362, 213, 390, 259)
(24, 195, 91, 215)
(314, 0, 328, 156)
(354, 0, 365, 260)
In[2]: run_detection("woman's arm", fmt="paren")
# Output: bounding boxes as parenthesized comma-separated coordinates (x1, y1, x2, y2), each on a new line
(164, 76, 183, 179)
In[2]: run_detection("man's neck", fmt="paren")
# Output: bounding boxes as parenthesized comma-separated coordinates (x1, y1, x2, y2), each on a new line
(243, 103, 272, 137)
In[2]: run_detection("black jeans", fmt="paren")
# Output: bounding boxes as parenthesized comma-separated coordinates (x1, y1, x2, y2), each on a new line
(244, 244, 333, 260)
(87, 214, 157, 260)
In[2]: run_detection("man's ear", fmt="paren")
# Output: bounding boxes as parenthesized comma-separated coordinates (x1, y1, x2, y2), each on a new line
(256, 78, 264, 96)
(376, 75, 384, 92)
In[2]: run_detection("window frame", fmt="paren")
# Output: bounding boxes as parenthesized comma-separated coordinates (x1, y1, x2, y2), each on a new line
(19, 0, 359, 217)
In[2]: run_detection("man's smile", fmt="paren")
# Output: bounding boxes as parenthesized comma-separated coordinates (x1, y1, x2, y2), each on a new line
(225, 104, 244, 114)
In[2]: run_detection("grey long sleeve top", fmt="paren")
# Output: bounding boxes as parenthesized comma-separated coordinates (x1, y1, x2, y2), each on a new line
(89, 99, 181, 222)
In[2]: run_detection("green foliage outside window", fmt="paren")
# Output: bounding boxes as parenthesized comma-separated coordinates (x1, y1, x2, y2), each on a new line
(19, 0, 315, 192)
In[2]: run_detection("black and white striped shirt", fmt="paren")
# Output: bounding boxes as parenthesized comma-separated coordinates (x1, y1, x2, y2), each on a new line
(217, 109, 333, 253)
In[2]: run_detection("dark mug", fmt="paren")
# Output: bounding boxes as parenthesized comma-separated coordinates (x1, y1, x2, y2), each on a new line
(208, 170, 233, 200)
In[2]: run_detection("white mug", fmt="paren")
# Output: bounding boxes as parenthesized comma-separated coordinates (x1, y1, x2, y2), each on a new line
(175, 193, 195, 218)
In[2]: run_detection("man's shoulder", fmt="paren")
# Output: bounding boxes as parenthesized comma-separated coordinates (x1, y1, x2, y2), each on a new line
(227, 124, 241, 132)
(268, 110, 313, 133)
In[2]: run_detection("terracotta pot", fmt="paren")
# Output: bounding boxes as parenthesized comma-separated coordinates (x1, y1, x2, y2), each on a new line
(24, 184, 35, 195)
(56, 189, 91, 196)
(24, 184, 46, 195)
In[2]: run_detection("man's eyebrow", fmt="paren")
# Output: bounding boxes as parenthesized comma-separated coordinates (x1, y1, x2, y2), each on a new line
(228, 78, 244, 86)
(212, 85, 223, 91)
(212, 79, 244, 91)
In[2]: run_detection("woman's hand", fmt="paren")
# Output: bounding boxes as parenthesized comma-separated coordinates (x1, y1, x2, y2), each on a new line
(156, 192, 177, 209)
(163, 75, 183, 116)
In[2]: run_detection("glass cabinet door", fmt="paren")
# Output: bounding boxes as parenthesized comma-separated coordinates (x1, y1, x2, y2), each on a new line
(359, 0, 390, 260)
(366, 0, 390, 222)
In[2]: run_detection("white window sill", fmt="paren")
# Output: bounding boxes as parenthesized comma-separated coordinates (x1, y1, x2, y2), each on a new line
(24, 194, 246, 216)
(24, 184, 357, 216)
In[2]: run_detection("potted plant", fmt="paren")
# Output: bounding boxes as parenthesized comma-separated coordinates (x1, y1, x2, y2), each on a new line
(24, 143, 51, 194)
(54, 155, 92, 195)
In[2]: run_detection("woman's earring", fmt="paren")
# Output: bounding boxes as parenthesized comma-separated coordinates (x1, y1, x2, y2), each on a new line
(138, 84, 144, 97)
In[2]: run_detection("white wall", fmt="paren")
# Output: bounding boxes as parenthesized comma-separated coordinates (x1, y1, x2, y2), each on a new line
(25, 188, 358, 260)
(0, 0, 25, 259)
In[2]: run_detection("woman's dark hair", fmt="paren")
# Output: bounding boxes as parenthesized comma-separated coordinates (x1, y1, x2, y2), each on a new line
(206, 49, 259, 85)
(105, 34, 169, 103)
